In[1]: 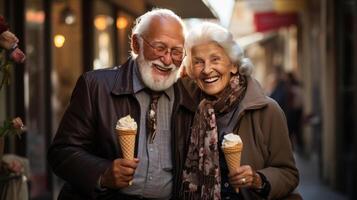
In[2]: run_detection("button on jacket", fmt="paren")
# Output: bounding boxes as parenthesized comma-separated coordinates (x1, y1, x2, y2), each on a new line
(47, 58, 196, 199)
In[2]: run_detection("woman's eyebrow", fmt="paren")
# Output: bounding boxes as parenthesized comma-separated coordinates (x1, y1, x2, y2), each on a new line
(192, 55, 201, 59)
(209, 53, 221, 59)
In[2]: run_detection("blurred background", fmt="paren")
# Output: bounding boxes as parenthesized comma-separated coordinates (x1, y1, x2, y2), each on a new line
(0, 0, 356, 199)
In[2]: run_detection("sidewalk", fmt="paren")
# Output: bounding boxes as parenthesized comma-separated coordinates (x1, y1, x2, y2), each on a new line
(296, 153, 348, 200)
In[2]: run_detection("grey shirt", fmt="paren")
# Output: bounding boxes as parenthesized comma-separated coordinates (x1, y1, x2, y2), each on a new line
(120, 61, 174, 199)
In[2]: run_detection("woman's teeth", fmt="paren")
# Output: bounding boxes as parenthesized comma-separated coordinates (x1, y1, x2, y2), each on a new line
(203, 77, 219, 83)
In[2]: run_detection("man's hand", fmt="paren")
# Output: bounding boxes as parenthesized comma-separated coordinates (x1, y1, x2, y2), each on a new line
(100, 158, 139, 189)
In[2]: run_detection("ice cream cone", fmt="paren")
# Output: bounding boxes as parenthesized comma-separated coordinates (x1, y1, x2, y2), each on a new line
(115, 115, 138, 186)
(116, 129, 136, 160)
(116, 128, 136, 186)
(222, 143, 243, 193)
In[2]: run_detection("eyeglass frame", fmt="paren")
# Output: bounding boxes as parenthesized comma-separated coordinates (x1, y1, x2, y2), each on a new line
(139, 35, 186, 62)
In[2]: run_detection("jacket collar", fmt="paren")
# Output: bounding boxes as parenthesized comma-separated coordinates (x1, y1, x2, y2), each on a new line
(239, 76, 270, 112)
(174, 78, 198, 113)
(111, 58, 135, 96)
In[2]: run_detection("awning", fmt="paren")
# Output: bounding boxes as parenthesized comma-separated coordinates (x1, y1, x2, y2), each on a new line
(145, 0, 216, 19)
(254, 12, 298, 32)
(274, 0, 306, 13)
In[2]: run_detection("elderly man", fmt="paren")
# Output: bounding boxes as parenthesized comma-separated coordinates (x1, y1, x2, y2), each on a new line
(47, 9, 196, 199)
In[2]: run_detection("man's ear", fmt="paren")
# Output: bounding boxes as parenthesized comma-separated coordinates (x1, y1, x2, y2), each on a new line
(131, 34, 140, 54)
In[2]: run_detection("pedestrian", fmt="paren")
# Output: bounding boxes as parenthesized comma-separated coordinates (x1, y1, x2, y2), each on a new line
(268, 66, 289, 114)
(286, 72, 304, 152)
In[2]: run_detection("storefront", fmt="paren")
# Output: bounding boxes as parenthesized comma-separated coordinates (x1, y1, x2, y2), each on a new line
(1, 0, 147, 198)
(229, 1, 354, 199)
(294, 0, 357, 198)
(0, 0, 215, 198)
(334, 0, 357, 198)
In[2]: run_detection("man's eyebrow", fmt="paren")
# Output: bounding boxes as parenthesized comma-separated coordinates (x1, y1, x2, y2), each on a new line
(151, 40, 184, 48)
(151, 41, 167, 46)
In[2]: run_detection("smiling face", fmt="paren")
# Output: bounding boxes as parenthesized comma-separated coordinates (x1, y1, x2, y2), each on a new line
(189, 42, 237, 97)
(133, 16, 185, 91)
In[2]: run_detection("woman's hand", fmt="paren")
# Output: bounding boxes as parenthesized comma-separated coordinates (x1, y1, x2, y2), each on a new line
(228, 165, 263, 189)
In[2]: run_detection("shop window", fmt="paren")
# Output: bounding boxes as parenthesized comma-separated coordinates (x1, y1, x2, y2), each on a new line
(24, 0, 48, 198)
(116, 11, 134, 63)
(93, 0, 115, 69)
(51, 0, 83, 124)
(51, 0, 83, 198)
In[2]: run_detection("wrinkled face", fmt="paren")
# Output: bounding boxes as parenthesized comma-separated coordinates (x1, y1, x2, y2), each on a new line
(136, 16, 185, 91)
(189, 42, 237, 97)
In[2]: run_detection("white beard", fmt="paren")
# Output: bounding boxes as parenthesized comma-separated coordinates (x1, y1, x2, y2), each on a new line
(136, 50, 179, 91)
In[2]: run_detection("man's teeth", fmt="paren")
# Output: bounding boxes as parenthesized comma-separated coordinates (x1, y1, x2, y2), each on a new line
(203, 77, 219, 83)
(154, 64, 172, 72)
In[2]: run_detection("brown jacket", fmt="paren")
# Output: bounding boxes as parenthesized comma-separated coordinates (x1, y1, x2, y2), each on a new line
(232, 77, 299, 199)
(183, 76, 300, 199)
(47, 58, 196, 199)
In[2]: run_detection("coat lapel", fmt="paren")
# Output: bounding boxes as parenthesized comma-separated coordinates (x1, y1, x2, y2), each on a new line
(111, 58, 135, 96)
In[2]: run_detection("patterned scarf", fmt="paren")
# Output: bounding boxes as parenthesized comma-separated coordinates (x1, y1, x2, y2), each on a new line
(182, 74, 247, 200)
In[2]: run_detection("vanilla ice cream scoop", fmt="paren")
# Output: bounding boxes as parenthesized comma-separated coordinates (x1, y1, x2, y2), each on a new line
(222, 133, 242, 148)
(116, 115, 137, 130)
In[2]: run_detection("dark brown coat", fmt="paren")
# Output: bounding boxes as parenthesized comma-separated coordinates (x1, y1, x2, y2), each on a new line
(47, 58, 196, 199)
(233, 77, 299, 199)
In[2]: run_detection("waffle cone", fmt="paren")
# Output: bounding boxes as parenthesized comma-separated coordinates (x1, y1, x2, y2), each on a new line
(222, 143, 242, 172)
(116, 129, 137, 160)
(222, 143, 243, 193)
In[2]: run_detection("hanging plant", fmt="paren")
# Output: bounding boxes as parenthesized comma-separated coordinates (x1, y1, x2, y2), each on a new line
(0, 16, 26, 139)
(0, 15, 26, 90)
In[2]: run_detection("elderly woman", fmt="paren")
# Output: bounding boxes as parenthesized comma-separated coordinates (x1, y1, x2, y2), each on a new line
(181, 22, 299, 200)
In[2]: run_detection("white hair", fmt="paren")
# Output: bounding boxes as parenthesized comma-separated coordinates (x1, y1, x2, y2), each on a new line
(131, 8, 185, 58)
(184, 22, 253, 76)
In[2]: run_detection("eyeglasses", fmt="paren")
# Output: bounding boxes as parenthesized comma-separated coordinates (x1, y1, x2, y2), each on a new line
(140, 35, 186, 62)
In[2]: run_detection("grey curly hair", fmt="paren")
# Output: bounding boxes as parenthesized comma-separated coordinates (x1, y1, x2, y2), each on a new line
(184, 22, 253, 76)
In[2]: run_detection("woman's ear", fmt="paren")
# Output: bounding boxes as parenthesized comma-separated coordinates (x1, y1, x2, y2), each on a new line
(131, 34, 140, 54)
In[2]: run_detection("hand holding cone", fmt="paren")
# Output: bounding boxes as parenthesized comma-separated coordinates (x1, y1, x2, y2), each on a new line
(222, 133, 243, 193)
(116, 115, 137, 185)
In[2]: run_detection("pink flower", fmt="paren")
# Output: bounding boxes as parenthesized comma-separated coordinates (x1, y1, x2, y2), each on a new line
(0, 30, 18, 50)
(0, 117, 25, 137)
(8, 159, 23, 174)
(10, 47, 26, 63)
(12, 117, 24, 131)
(0, 30, 26, 63)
